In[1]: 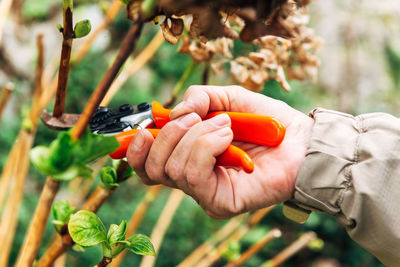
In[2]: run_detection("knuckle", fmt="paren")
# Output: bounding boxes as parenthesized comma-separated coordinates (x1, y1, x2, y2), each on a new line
(184, 166, 201, 187)
(144, 160, 162, 182)
(165, 160, 183, 181)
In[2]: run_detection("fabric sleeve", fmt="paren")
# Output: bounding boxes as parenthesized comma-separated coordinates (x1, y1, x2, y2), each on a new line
(293, 108, 400, 267)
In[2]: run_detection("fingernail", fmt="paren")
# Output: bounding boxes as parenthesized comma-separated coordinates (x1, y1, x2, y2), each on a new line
(214, 127, 232, 137)
(210, 113, 230, 127)
(133, 131, 145, 150)
(176, 113, 199, 128)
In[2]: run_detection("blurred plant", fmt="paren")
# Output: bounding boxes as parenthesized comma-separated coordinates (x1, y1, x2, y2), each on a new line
(68, 210, 155, 266)
(222, 241, 241, 262)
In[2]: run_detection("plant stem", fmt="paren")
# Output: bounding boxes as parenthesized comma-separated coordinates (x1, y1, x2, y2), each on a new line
(111, 185, 162, 267)
(70, 20, 143, 140)
(53, 0, 74, 117)
(164, 60, 196, 108)
(140, 189, 184, 267)
(97, 257, 112, 267)
(0, 82, 14, 122)
(15, 178, 61, 267)
(225, 228, 282, 267)
(36, 161, 131, 267)
(100, 30, 164, 106)
(261, 232, 317, 267)
(176, 214, 247, 267)
(202, 63, 209, 85)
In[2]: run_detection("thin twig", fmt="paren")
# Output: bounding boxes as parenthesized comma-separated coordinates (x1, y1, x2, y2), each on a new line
(97, 257, 112, 267)
(225, 228, 282, 267)
(111, 185, 162, 267)
(164, 60, 196, 108)
(195, 206, 275, 267)
(70, 20, 143, 140)
(100, 30, 164, 106)
(139, 189, 185, 267)
(202, 63, 210, 85)
(0, 0, 13, 44)
(177, 214, 248, 267)
(261, 232, 317, 267)
(53, 1, 74, 117)
(0, 82, 14, 123)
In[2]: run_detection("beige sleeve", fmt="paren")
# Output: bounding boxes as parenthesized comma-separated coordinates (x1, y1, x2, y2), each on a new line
(293, 108, 400, 267)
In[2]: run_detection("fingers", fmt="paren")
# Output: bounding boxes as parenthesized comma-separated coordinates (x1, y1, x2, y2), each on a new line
(165, 113, 231, 193)
(144, 113, 201, 187)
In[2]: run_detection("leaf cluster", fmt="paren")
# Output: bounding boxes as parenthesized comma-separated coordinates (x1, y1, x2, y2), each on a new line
(30, 130, 119, 181)
(68, 210, 155, 258)
(52, 200, 76, 233)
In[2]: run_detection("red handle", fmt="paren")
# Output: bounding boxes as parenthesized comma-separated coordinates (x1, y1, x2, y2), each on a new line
(152, 101, 286, 147)
(109, 129, 255, 173)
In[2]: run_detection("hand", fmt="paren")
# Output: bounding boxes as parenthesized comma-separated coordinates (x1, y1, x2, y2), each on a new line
(127, 85, 314, 219)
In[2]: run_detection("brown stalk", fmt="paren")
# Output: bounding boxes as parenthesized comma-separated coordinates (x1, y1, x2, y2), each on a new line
(139, 189, 185, 267)
(262, 231, 317, 267)
(177, 214, 248, 267)
(202, 64, 209, 85)
(36, 162, 130, 267)
(0, 82, 14, 122)
(111, 185, 162, 267)
(0, 35, 44, 267)
(73, 0, 122, 64)
(53, 5, 74, 118)
(100, 30, 164, 106)
(0, 0, 13, 44)
(70, 20, 143, 140)
(225, 228, 282, 267)
(97, 257, 112, 267)
(195, 206, 275, 267)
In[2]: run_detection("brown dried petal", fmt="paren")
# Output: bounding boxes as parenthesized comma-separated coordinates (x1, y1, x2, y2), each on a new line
(170, 18, 184, 36)
(230, 61, 248, 83)
(276, 65, 291, 92)
(241, 76, 264, 92)
(127, 0, 142, 22)
(161, 19, 179, 44)
(188, 41, 213, 63)
(210, 58, 228, 75)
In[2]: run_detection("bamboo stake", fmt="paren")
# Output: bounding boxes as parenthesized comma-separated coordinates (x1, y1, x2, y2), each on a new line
(139, 189, 185, 267)
(0, 82, 14, 122)
(100, 30, 164, 106)
(73, 0, 122, 64)
(53, 0, 74, 117)
(0, 0, 13, 44)
(195, 206, 275, 267)
(53, 254, 66, 267)
(261, 232, 317, 267)
(110, 185, 162, 267)
(0, 35, 44, 267)
(225, 228, 282, 267)
(70, 20, 143, 140)
(177, 214, 248, 267)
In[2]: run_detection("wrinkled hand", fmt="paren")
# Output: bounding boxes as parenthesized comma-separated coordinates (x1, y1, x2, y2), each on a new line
(127, 86, 314, 219)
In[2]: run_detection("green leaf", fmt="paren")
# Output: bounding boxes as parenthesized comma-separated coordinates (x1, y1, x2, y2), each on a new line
(51, 200, 75, 232)
(68, 210, 107, 247)
(56, 23, 63, 32)
(72, 244, 86, 252)
(30, 146, 57, 175)
(53, 164, 92, 181)
(124, 234, 155, 256)
(48, 132, 77, 171)
(100, 167, 119, 189)
(120, 0, 132, 4)
(222, 241, 241, 262)
(74, 19, 91, 38)
(107, 220, 127, 245)
(79, 131, 120, 164)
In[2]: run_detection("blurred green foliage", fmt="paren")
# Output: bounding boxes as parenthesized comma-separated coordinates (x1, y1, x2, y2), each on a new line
(0, 2, 390, 267)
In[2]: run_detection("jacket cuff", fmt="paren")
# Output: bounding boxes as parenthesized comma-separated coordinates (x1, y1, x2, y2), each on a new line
(293, 108, 360, 226)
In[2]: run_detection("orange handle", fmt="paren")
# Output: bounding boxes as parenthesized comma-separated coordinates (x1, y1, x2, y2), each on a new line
(109, 129, 255, 173)
(152, 101, 286, 147)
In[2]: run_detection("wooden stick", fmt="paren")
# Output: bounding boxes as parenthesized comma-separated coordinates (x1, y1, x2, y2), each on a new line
(100, 30, 164, 106)
(0, 0, 13, 44)
(0, 35, 44, 267)
(139, 189, 185, 267)
(261, 232, 317, 267)
(110, 185, 162, 267)
(72, 0, 122, 64)
(195, 206, 275, 267)
(15, 178, 61, 267)
(177, 214, 247, 267)
(0, 82, 14, 122)
(53, 1, 74, 117)
(225, 228, 282, 267)
(70, 20, 143, 140)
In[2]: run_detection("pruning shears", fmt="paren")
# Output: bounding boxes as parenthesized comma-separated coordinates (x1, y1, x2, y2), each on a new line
(89, 101, 286, 174)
